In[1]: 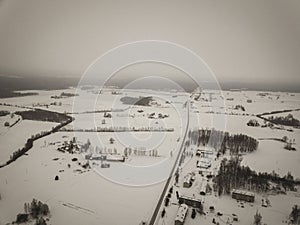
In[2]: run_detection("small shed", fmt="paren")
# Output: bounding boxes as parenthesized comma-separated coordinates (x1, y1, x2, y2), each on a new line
(199, 180, 207, 196)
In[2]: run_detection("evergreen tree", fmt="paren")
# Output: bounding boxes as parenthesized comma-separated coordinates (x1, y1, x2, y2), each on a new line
(253, 211, 262, 225)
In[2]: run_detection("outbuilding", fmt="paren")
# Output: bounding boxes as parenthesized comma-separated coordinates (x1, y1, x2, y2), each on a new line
(175, 204, 188, 225)
(232, 189, 255, 202)
(178, 195, 202, 208)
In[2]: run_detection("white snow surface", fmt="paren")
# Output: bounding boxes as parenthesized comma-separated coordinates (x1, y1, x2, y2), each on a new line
(0, 87, 300, 225)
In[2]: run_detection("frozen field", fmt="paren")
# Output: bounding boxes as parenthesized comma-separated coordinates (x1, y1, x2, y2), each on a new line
(0, 87, 189, 225)
(0, 132, 166, 225)
(0, 87, 300, 225)
(0, 119, 56, 165)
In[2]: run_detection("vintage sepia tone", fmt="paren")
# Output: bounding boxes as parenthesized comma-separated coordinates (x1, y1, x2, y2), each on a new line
(0, 1, 300, 225)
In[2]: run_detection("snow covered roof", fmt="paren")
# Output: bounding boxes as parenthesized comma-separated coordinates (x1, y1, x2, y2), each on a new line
(183, 174, 192, 183)
(175, 204, 188, 222)
(179, 195, 202, 202)
(199, 179, 207, 193)
(197, 148, 214, 153)
(232, 189, 255, 197)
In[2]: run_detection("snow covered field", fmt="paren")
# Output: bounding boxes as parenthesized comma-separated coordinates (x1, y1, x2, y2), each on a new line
(0, 132, 166, 225)
(157, 148, 300, 225)
(0, 87, 300, 225)
(0, 119, 56, 165)
(0, 87, 189, 225)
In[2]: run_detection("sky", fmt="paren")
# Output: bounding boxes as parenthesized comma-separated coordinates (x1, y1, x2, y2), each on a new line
(0, 0, 300, 91)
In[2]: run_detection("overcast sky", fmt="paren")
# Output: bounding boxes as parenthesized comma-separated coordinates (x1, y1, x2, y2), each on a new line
(0, 0, 299, 90)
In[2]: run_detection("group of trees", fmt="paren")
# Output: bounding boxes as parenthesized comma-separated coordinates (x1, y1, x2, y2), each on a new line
(57, 138, 80, 154)
(2, 113, 73, 167)
(247, 119, 260, 127)
(95, 146, 117, 155)
(253, 210, 262, 225)
(188, 129, 259, 155)
(81, 139, 91, 152)
(267, 114, 300, 127)
(234, 105, 245, 111)
(16, 199, 50, 224)
(15, 109, 70, 123)
(61, 126, 174, 132)
(0, 110, 10, 117)
(214, 157, 297, 196)
(24, 199, 50, 218)
(51, 92, 78, 99)
(1, 112, 20, 127)
(123, 147, 158, 157)
(120, 96, 154, 106)
(290, 205, 300, 224)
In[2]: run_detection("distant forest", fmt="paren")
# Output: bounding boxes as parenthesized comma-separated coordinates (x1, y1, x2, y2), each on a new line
(120, 96, 154, 106)
(15, 109, 70, 123)
(1, 75, 300, 98)
(0, 110, 10, 117)
(0, 75, 78, 98)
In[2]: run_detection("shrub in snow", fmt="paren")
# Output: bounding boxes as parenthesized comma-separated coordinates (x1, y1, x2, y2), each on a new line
(16, 213, 29, 223)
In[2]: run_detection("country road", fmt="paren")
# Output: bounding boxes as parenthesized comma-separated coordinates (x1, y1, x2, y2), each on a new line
(148, 100, 190, 225)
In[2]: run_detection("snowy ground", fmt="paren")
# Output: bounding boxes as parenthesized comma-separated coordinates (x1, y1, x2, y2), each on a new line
(0, 119, 56, 165)
(156, 142, 300, 225)
(0, 132, 165, 225)
(0, 87, 189, 225)
(0, 87, 300, 225)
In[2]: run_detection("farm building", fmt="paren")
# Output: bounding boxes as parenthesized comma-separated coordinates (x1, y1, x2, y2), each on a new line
(197, 159, 211, 169)
(199, 180, 207, 195)
(183, 174, 193, 188)
(232, 189, 255, 202)
(175, 204, 188, 225)
(106, 154, 125, 162)
(196, 149, 214, 158)
(178, 195, 202, 208)
(90, 154, 125, 162)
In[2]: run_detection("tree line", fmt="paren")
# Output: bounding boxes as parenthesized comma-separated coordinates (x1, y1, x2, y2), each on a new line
(214, 157, 298, 196)
(267, 114, 300, 127)
(290, 205, 300, 224)
(188, 129, 259, 155)
(0, 114, 73, 168)
(15, 109, 70, 123)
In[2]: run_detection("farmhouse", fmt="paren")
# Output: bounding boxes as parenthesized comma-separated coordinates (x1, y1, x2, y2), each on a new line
(178, 195, 202, 208)
(232, 189, 255, 202)
(175, 204, 188, 225)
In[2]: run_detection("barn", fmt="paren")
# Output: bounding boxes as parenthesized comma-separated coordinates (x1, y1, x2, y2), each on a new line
(178, 195, 202, 208)
(232, 189, 255, 202)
